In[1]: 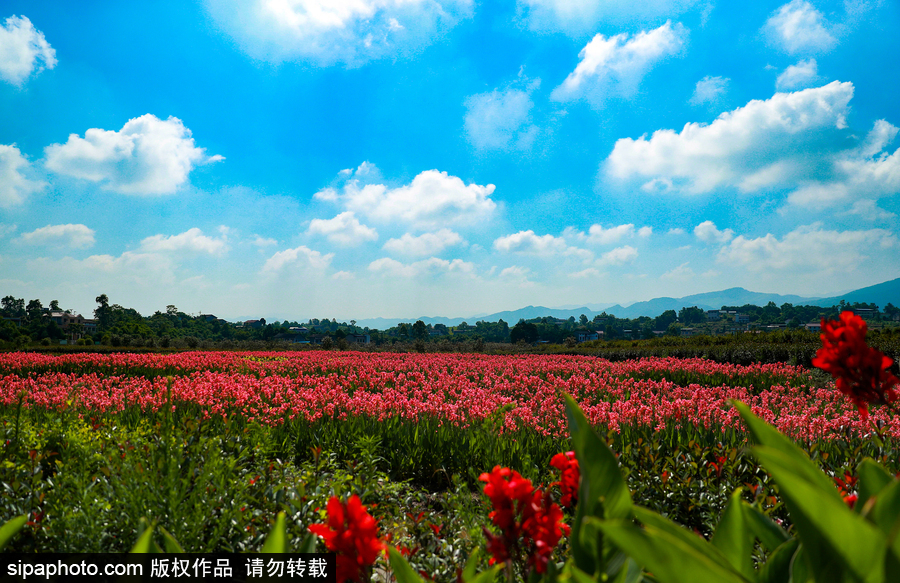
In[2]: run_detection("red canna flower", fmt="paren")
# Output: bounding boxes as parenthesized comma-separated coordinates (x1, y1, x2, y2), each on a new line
(479, 466, 569, 574)
(309, 495, 385, 583)
(550, 451, 580, 509)
(812, 311, 899, 419)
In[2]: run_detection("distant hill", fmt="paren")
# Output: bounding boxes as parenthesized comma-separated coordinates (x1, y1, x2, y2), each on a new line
(604, 288, 818, 319)
(808, 277, 900, 309)
(350, 278, 900, 330)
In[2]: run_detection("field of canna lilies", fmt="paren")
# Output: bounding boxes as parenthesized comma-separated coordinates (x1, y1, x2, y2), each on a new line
(1, 322, 900, 581)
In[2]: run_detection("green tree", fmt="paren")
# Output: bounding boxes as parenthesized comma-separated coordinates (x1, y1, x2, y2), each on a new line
(412, 320, 428, 340)
(94, 294, 112, 331)
(510, 322, 538, 344)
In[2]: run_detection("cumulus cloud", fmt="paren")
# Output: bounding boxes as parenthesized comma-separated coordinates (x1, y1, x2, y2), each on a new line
(689, 75, 729, 106)
(307, 211, 378, 246)
(568, 223, 651, 245)
(464, 81, 539, 151)
(44, 114, 223, 195)
(787, 118, 900, 208)
(252, 235, 278, 247)
(606, 81, 854, 195)
(493, 230, 592, 262)
(0, 144, 45, 207)
(764, 0, 836, 55)
(516, 0, 699, 35)
(368, 256, 474, 277)
(383, 229, 463, 256)
(694, 220, 734, 243)
(261, 245, 333, 273)
(315, 163, 496, 229)
(597, 245, 638, 265)
(660, 261, 695, 280)
(776, 58, 818, 90)
(718, 224, 896, 272)
(842, 199, 896, 222)
(0, 15, 56, 87)
(18, 224, 95, 249)
(551, 21, 687, 104)
(139, 227, 229, 255)
(203, 0, 473, 66)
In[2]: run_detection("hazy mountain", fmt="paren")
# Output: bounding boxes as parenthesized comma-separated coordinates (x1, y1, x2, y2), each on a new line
(807, 277, 900, 309)
(339, 279, 900, 330)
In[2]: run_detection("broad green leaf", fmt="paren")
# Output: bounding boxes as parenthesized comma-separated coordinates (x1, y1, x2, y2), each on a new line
(790, 546, 813, 583)
(733, 402, 840, 500)
(596, 518, 751, 583)
(0, 515, 26, 551)
(261, 511, 288, 553)
(868, 475, 900, 536)
(743, 504, 789, 553)
(130, 523, 156, 553)
(462, 548, 482, 583)
(297, 532, 318, 554)
(158, 526, 185, 553)
(753, 445, 885, 583)
(632, 508, 737, 574)
(386, 547, 426, 583)
(757, 538, 799, 583)
(712, 489, 754, 579)
(564, 394, 633, 575)
(559, 562, 597, 583)
(858, 459, 893, 515)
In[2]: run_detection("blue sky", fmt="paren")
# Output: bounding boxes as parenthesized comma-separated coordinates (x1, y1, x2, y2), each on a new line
(1, 0, 899, 321)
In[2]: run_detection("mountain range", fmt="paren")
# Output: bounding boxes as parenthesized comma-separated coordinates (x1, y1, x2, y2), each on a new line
(350, 277, 900, 329)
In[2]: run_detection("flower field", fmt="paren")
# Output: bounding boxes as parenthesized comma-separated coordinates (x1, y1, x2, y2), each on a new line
(2, 346, 899, 574)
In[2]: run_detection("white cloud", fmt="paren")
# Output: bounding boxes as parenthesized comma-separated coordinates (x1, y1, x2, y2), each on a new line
(551, 21, 687, 104)
(315, 163, 496, 229)
(842, 199, 896, 221)
(516, 0, 699, 35)
(776, 58, 818, 90)
(493, 230, 593, 262)
(764, 0, 837, 55)
(787, 118, 900, 208)
(498, 265, 534, 286)
(0, 15, 56, 87)
(570, 267, 601, 278)
(308, 211, 378, 246)
(252, 235, 278, 247)
(261, 245, 333, 273)
(571, 223, 649, 245)
(368, 256, 474, 277)
(203, 0, 473, 66)
(464, 81, 539, 151)
(606, 81, 854, 195)
(661, 261, 695, 280)
(37, 252, 178, 287)
(718, 224, 896, 272)
(694, 220, 734, 243)
(139, 227, 229, 255)
(18, 224, 95, 249)
(0, 144, 45, 207)
(597, 245, 638, 265)
(44, 114, 223, 195)
(667, 227, 686, 235)
(689, 75, 728, 106)
(383, 228, 463, 256)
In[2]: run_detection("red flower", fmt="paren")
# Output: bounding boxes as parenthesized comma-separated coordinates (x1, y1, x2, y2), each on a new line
(479, 466, 569, 574)
(550, 451, 580, 509)
(812, 311, 899, 419)
(309, 495, 385, 583)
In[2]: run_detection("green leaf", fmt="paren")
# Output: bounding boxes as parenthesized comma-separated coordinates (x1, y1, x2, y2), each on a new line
(158, 527, 185, 553)
(757, 538, 799, 583)
(596, 518, 751, 583)
(297, 532, 318, 554)
(732, 402, 840, 500)
(386, 546, 426, 583)
(743, 504, 789, 553)
(0, 515, 26, 552)
(261, 511, 288, 553)
(462, 548, 482, 583)
(130, 522, 156, 554)
(858, 459, 893, 514)
(711, 490, 754, 579)
(753, 445, 885, 583)
(632, 508, 737, 574)
(564, 394, 633, 575)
